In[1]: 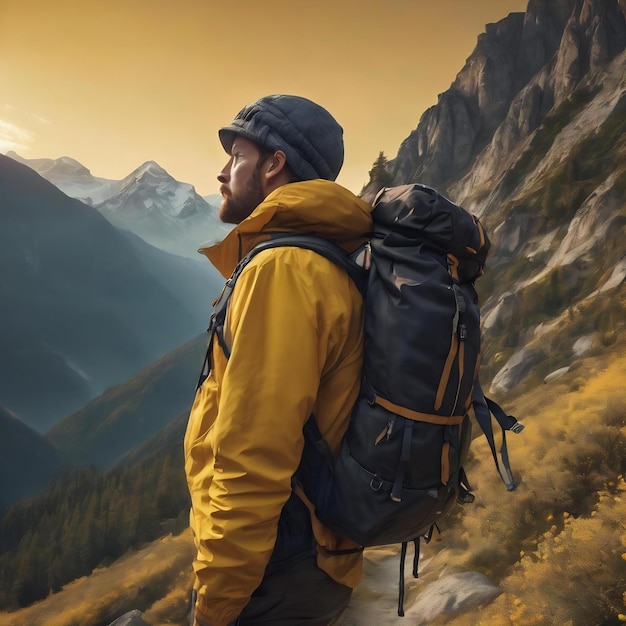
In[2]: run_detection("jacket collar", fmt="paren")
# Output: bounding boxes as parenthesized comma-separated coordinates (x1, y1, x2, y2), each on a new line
(199, 179, 372, 278)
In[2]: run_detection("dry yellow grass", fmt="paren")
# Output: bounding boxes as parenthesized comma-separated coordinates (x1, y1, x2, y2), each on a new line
(417, 350, 626, 624)
(1, 351, 624, 626)
(0, 531, 194, 626)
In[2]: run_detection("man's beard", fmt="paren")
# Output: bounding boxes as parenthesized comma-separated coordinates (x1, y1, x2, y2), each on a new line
(219, 165, 266, 225)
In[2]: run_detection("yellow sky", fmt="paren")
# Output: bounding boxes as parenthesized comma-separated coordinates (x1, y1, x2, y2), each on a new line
(0, 0, 528, 196)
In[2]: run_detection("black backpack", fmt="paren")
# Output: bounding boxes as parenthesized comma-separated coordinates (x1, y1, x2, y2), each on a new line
(198, 183, 523, 615)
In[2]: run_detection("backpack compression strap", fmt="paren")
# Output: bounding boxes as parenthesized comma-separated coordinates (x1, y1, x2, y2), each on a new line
(472, 382, 524, 490)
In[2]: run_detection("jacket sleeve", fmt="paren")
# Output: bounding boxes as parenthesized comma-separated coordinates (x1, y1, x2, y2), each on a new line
(192, 249, 330, 626)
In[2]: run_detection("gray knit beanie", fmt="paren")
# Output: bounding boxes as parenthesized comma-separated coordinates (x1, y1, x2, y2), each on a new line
(218, 94, 344, 181)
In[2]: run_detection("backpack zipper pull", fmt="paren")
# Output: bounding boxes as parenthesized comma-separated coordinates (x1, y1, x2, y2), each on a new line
(375, 416, 397, 446)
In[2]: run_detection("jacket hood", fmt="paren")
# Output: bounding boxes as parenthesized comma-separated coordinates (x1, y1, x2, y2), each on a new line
(200, 179, 373, 278)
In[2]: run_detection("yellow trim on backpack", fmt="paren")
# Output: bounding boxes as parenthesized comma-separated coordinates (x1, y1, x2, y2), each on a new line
(476, 218, 486, 250)
(447, 254, 460, 281)
(435, 334, 459, 411)
(373, 394, 465, 426)
(457, 340, 465, 408)
(441, 442, 451, 485)
(374, 425, 388, 445)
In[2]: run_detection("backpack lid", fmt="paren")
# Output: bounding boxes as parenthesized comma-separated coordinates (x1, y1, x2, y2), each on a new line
(372, 184, 490, 283)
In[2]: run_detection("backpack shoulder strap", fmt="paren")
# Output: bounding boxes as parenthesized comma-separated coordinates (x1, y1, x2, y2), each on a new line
(196, 232, 368, 388)
(251, 233, 368, 297)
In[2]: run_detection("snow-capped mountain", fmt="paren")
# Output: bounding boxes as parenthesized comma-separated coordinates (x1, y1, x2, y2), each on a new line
(8, 153, 230, 259)
(96, 160, 230, 259)
(7, 151, 120, 205)
(203, 193, 223, 206)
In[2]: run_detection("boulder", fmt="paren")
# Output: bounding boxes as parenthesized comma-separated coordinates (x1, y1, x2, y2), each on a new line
(107, 610, 148, 626)
(403, 571, 501, 624)
(544, 366, 570, 383)
(490, 346, 542, 394)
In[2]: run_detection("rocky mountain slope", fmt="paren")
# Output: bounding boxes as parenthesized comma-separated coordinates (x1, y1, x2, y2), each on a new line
(367, 0, 626, 396)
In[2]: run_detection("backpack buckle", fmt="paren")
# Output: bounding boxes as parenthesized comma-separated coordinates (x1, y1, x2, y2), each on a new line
(510, 421, 525, 434)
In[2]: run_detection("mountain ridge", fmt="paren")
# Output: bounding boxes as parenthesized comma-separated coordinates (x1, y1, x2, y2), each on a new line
(10, 152, 230, 259)
(46, 334, 206, 470)
(0, 155, 217, 431)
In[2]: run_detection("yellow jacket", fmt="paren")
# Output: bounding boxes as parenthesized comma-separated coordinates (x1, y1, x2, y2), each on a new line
(184, 179, 372, 626)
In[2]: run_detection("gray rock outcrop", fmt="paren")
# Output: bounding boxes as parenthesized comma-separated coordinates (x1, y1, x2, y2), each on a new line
(403, 571, 501, 624)
(108, 610, 149, 626)
(490, 347, 543, 394)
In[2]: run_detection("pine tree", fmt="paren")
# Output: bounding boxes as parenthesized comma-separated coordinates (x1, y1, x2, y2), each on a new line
(368, 151, 394, 188)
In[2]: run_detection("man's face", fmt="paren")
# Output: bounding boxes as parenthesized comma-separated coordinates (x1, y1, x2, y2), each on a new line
(218, 136, 268, 224)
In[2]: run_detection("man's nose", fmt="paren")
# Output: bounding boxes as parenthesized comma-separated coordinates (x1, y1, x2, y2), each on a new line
(217, 158, 232, 183)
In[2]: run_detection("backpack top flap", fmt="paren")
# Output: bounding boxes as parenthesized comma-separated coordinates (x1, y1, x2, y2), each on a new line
(372, 184, 490, 283)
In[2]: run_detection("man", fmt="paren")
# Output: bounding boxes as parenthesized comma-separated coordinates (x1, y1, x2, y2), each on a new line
(184, 95, 372, 626)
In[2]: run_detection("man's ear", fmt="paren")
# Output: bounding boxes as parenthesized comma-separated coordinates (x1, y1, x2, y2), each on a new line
(264, 150, 289, 182)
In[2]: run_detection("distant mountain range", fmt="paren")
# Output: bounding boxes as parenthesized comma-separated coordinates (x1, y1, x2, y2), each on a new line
(0, 155, 222, 432)
(5, 153, 120, 205)
(7, 152, 230, 260)
(47, 334, 206, 470)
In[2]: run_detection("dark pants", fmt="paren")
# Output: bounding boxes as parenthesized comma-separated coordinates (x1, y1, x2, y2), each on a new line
(191, 493, 352, 625)
(189, 553, 352, 626)
(238, 552, 352, 625)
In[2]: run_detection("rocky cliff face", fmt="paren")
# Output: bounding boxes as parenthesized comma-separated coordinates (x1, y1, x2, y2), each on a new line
(370, 0, 626, 395)
(381, 0, 626, 195)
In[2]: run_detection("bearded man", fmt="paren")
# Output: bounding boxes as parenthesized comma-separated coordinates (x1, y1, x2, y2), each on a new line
(185, 95, 372, 626)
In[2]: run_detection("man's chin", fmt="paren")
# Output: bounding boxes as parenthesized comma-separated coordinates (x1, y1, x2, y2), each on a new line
(218, 198, 238, 224)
